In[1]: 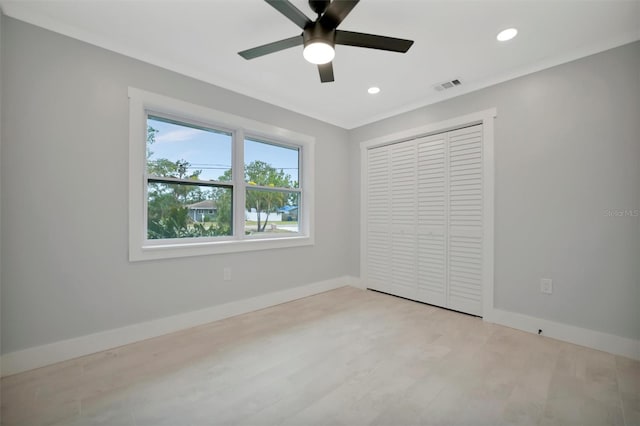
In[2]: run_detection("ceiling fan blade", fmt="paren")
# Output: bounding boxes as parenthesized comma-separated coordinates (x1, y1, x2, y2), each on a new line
(319, 0, 359, 29)
(335, 30, 414, 53)
(238, 36, 302, 60)
(318, 62, 334, 83)
(265, 0, 312, 29)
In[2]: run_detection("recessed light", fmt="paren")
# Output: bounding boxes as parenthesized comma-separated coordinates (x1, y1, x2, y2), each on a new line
(368, 87, 381, 95)
(497, 28, 518, 42)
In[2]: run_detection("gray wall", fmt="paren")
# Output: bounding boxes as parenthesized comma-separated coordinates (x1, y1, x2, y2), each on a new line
(2, 14, 638, 356)
(0, 17, 351, 354)
(349, 42, 640, 341)
(0, 11, 3, 358)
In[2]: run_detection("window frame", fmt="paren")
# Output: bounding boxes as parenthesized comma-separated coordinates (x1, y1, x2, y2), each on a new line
(243, 135, 303, 238)
(145, 111, 236, 244)
(128, 87, 315, 261)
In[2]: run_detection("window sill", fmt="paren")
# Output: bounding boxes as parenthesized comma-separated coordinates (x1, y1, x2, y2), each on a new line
(130, 235, 314, 262)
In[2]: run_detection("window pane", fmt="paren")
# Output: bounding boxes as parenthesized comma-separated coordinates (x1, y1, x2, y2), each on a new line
(147, 182, 232, 239)
(245, 189, 299, 234)
(244, 138, 299, 188)
(147, 116, 233, 181)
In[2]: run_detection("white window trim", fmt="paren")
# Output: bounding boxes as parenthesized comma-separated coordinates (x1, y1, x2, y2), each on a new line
(128, 87, 315, 261)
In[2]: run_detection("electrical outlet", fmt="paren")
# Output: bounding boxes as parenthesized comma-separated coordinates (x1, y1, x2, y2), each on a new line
(224, 267, 231, 281)
(540, 278, 553, 294)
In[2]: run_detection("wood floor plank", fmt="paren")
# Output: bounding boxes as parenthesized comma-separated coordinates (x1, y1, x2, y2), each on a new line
(1, 287, 638, 426)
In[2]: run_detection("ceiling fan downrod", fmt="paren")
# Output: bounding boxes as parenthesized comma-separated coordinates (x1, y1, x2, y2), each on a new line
(308, 0, 330, 18)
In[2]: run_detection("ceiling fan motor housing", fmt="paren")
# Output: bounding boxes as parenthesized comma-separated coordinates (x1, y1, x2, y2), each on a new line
(303, 23, 336, 48)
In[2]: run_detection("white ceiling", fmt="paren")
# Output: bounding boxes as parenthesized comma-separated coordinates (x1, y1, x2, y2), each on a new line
(2, 0, 639, 129)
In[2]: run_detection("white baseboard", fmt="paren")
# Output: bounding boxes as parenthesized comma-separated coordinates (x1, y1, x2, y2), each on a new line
(1, 276, 350, 377)
(6, 279, 634, 377)
(484, 308, 640, 361)
(346, 275, 366, 289)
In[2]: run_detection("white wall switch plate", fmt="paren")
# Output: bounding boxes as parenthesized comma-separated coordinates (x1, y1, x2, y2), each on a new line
(540, 278, 553, 294)
(223, 267, 231, 281)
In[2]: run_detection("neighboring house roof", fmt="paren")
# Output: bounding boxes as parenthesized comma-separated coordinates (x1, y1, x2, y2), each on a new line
(278, 205, 298, 213)
(187, 200, 217, 210)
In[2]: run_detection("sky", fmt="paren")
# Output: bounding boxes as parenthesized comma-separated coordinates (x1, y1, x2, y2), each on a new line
(147, 116, 300, 183)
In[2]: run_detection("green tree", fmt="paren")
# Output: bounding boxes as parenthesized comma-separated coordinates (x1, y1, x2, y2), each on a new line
(210, 186, 233, 236)
(147, 158, 206, 204)
(147, 125, 158, 159)
(147, 203, 224, 239)
(243, 160, 294, 232)
(215, 161, 293, 233)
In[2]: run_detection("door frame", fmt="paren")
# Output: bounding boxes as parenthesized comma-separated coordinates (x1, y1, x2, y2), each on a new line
(360, 108, 496, 319)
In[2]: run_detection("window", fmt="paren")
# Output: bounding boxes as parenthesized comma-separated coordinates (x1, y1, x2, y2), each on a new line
(146, 115, 233, 240)
(244, 138, 300, 235)
(129, 88, 314, 261)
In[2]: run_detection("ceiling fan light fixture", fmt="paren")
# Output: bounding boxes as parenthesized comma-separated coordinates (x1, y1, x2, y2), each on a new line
(303, 41, 335, 64)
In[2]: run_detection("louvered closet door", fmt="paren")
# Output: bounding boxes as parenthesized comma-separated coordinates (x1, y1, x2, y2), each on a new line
(389, 142, 417, 300)
(447, 125, 483, 316)
(364, 124, 485, 317)
(416, 134, 447, 307)
(365, 146, 391, 292)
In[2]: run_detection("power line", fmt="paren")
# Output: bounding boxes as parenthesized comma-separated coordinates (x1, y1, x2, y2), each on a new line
(149, 161, 298, 170)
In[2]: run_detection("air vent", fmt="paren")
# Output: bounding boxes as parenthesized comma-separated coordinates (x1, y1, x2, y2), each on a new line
(433, 78, 462, 92)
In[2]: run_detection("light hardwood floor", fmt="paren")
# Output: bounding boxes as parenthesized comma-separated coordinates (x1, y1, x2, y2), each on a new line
(1, 287, 638, 426)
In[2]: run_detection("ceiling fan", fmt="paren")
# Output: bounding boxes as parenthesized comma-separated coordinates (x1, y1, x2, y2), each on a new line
(238, 0, 414, 83)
